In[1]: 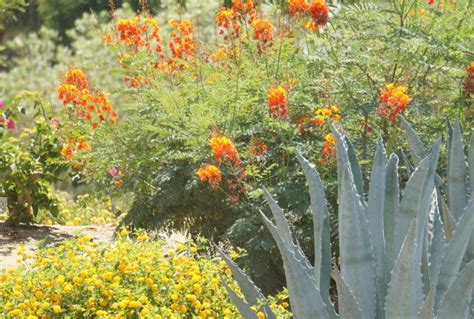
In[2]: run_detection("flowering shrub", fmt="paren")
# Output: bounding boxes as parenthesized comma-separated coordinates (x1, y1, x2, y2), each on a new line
(0, 93, 68, 225)
(0, 234, 291, 318)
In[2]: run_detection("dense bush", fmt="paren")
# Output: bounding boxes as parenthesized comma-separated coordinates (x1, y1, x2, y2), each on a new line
(0, 92, 68, 225)
(0, 233, 290, 318)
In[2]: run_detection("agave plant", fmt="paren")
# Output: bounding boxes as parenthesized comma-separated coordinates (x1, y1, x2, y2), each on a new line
(219, 118, 473, 319)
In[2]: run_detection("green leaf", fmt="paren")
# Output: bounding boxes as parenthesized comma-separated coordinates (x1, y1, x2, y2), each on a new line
(400, 116, 427, 164)
(221, 280, 259, 319)
(295, 151, 332, 306)
(346, 136, 365, 199)
(260, 191, 331, 319)
(394, 141, 440, 265)
(332, 266, 363, 319)
(216, 248, 276, 319)
(366, 137, 387, 319)
(447, 119, 467, 221)
(385, 221, 423, 319)
(339, 163, 376, 319)
(435, 261, 474, 319)
(435, 199, 474, 308)
(384, 154, 399, 276)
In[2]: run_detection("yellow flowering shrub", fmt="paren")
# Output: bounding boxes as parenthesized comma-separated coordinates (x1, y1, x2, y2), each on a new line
(0, 234, 291, 318)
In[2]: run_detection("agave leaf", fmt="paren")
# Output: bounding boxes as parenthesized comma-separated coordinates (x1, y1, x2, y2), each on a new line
(385, 221, 424, 319)
(331, 266, 363, 319)
(469, 131, 474, 198)
(428, 194, 446, 289)
(345, 137, 365, 199)
(435, 199, 474, 307)
(384, 154, 400, 276)
(447, 119, 468, 221)
(331, 125, 350, 202)
(401, 148, 414, 176)
(394, 141, 440, 265)
(400, 116, 427, 164)
(418, 287, 435, 319)
(466, 132, 474, 262)
(366, 137, 387, 318)
(260, 194, 331, 319)
(215, 247, 276, 319)
(221, 280, 259, 319)
(438, 194, 455, 242)
(339, 163, 376, 319)
(295, 152, 331, 304)
(435, 261, 474, 319)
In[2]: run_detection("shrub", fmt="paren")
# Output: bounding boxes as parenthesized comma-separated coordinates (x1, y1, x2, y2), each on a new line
(0, 233, 291, 318)
(0, 92, 67, 225)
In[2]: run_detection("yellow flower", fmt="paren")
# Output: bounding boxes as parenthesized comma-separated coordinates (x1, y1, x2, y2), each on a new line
(96, 310, 108, 317)
(257, 311, 266, 319)
(128, 300, 141, 308)
(53, 305, 62, 313)
(119, 227, 129, 237)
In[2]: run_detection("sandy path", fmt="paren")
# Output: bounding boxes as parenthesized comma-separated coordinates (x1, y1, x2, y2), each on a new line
(0, 223, 185, 270)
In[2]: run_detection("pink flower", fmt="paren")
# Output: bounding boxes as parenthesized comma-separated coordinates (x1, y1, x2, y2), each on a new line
(109, 167, 119, 176)
(7, 120, 15, 130)
(51, 118, 60, 127)
(0, 114, 6, 124)
(0, 100, 4, 109)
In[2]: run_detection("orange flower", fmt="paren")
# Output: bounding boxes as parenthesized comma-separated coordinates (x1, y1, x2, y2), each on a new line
(308, 0, 329, 27)
(57, 84, 81, 105)
(268, 86, 289, 118)
(197, 164, 222, 189)
(252, 19, 273, 43)
(116, 16, 162, 54)
(168, 19, 195, 61)
(321, 133, 336, 159)
(210, 136, 241, 164)
(288, 0, 308, 16)
(463, 61, 474, 95)
(61, 146, 74, 161)
(58, 69, 118, 127)
(378, 83, 411, 122)
(60, 137, 91, 161)
(65, 69, 89, 90)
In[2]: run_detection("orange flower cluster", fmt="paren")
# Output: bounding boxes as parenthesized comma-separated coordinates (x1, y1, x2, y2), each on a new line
(64, 68, 89, 90)
(198, 134, 246, 197)
(268, 86, 289, 119)
(57, 69, 117, 128)
(289, 0, 308, 16)
(112, 16, 197, 76)
(463, 61, 474, 95)
(210, 136, 241, 165)
(216, 9, 241, 39)
(296, 105, 341, 135)
(309, 0, 330, 26)
(116, 16, 162, 55)
(252, 19, 274, 50)
(197, 164, 222, 189)
(168, 19, 195, 60)
(216, 0, 256, 39)
(287, 0, 330, 31)
(321, 133, 336, 161)
(60, 137, 91, 161)
(378, 83, 411, 123)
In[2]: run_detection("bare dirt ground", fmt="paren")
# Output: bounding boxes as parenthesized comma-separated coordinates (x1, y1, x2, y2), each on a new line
(0, 223, 185, 270)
